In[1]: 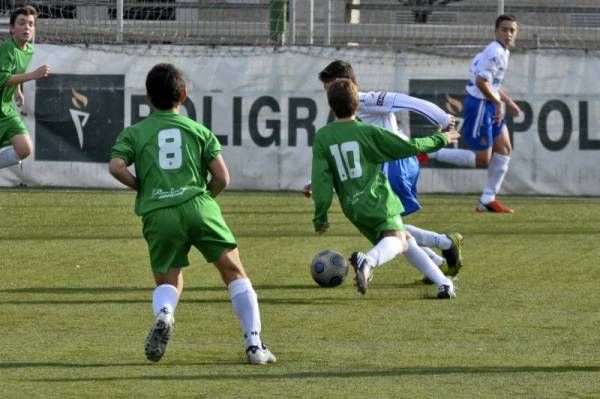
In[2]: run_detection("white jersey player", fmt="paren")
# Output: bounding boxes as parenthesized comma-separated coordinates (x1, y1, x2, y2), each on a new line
(427, 14, 522, 213)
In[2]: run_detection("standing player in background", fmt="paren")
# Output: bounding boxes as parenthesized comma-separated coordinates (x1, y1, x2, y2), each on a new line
(0, 5, 50, 169)
(109, 63, 275, 365)
(308, 60, 463, 283)
(312, 78, 460, 298)
(426, 14, 521, 213)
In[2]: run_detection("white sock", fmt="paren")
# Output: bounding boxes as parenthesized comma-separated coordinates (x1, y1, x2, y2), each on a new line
(366, 236, 403, 268)
(0, 146, 21, 169)
(403, 237, 451, 287)
(429, 148, 476, 168)
(152, 284, 179, 316)
(229, 278, 262, 348)
(480, 153, 510, 204)
(420, 246, 445, 267)
(405, 225, 452, 250)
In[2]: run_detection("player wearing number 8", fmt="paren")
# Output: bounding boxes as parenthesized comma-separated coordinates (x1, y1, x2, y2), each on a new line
(109, 63, 275, 364)
(311, 79, 460, 298)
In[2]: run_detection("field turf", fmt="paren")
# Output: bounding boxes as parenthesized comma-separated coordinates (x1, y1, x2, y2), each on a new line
(1, 189, 599, 398)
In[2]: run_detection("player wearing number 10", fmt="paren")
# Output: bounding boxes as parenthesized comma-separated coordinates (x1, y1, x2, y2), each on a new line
(109, 63, 275, 365)
(312, 79, 460, 298)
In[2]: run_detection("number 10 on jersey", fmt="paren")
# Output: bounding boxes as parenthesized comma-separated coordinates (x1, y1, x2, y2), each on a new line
(329, 141, 362, 181)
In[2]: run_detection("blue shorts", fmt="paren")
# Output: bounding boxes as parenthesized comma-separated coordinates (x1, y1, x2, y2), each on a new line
(382, 156, 421, 217)
(462, 94, 505, 151)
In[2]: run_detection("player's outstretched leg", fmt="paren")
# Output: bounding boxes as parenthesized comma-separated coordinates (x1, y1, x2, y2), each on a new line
(145, 307, 174, 362)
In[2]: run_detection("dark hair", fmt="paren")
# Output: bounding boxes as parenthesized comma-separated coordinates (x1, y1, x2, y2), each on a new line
(318, 60, 357, 85)
(145, 63, 186, 110)
(495, 14, 517, 29)
(10, 5, 38, 25)
(327, 78, 358, 119)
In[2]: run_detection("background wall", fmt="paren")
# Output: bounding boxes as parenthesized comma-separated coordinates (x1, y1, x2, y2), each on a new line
(2, 44, 599, 195)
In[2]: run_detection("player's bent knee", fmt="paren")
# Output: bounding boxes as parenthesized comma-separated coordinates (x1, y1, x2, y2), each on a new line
(12, 135, 32, 159)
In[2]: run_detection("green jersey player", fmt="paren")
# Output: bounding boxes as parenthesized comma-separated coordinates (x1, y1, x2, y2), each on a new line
(312, 78, 460, 298)
(109, 63, 275, 365)
(0, 6, 50, 169)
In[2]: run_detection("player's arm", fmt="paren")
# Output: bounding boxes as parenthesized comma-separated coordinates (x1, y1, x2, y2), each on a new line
(110, 128, 137, 190)
(369, 126, 459, 161)
(207, 154, 230, 198)
(499, 89, 521, 117)
(14, 84, 24, 107)
(4, 65, 50, 86)
(360, 91, 452, 129)
(311, 141, 333, 234)
(475, 75, 504, 122)
(109, 157, 138, 191)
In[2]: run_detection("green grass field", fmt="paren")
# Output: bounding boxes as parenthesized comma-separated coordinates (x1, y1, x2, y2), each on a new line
(1, 189, 599, 398)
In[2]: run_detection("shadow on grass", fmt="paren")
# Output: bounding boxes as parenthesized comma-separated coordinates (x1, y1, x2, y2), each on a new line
(0, 283, 429, 305)
(1, 360, 239, 369)
(0, 283, 420, 295)
(21, 365, 600, 382)
(0, 284, 320, 294)
(0, 296, 398, 306)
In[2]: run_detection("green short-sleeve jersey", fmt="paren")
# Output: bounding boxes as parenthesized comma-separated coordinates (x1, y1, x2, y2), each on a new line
(311, 119, 448, 230)
(0, 38, 34, 119)
(111, 109, 221, 216)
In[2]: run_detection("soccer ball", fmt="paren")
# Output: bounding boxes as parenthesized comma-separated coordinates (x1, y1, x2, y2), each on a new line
(310, 249, 349, 287)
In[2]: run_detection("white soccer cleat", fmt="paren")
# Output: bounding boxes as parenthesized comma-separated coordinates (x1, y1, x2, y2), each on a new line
(350, 251, 373, 295)
(145, 307, 174, 362)
(246, 343, 277, 365)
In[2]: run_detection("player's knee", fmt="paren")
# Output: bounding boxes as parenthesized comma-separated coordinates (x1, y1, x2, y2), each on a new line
(475, 154, 491, 168)
(15, 146, 31, 160)
(12, 136, 32, 159)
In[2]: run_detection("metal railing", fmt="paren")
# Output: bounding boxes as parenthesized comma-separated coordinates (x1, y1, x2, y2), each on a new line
(0, 0, 599, 50)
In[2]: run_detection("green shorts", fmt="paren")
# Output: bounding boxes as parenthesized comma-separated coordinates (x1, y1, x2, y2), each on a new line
(0, 115, 28, 147)
(351, 214, 404, 245)
(142, 194, 237, 274)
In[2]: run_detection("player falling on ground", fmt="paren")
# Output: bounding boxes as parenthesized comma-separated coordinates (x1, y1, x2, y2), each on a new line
(307, 60, 463, 284)
(311, 78, 460, 298)
(109, 63, 275, 365)
(0, 5, 50, 170)
(426, 14, 521, 213)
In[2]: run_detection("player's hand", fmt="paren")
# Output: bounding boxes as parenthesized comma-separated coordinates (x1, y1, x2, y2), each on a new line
(507, 101, 521, 117)
(14, 89, 24, 107)
(494, 100, 505, 124)
(447, 114, 456, 130)
(443, 130, 460, 144)
(31, 65, 50, 80)
(316, 222, 329, 234)
(302, 183, 312, 198)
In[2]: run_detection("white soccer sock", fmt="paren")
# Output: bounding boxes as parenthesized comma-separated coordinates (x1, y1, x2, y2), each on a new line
(152, 284, 179, 316)
(366, 236, 404, 268)
(480, 153, 510, 204)
(229, 278, 262, 348)
(420, 246, 445, 267)
(0, 146, 21, 169)
(429, 148, 476, 168)
(405, 225, 452, 250)
(403, 237, 452, 287)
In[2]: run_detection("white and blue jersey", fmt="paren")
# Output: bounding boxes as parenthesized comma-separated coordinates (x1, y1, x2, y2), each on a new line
(463, 41, 510, 150)
(357, 91, 451, 216)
